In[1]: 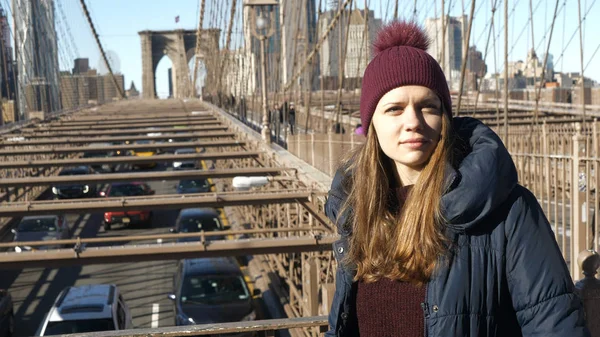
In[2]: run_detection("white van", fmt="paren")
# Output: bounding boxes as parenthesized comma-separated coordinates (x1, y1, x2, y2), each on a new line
(36, 284, 132, 335)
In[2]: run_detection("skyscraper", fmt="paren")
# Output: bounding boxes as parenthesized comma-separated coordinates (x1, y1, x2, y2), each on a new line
(425, 15, 468, 85)
(0, 6, 15, 102)
(13, 0, 61, 119)
(279, 0, 318, 90)
(242, 0, 319, 93)
(318, 8, 381, 85)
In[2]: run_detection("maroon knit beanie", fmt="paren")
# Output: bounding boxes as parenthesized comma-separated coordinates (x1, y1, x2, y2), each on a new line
(360, 21, 452, 134)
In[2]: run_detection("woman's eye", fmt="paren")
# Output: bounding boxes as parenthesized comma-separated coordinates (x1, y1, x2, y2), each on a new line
(422, 107, 441, 114)
(385, 107, 403, 113)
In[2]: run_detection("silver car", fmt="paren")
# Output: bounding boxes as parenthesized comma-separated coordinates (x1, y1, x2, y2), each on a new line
(11, 215, 70, 252)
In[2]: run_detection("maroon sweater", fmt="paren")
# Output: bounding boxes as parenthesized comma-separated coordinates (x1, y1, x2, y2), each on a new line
(356, 278, 426, 336)
(356, 185, 426, 336)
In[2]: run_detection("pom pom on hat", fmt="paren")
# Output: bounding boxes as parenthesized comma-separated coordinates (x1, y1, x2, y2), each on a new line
(360, 20, 452, 135)
(372, 21, 431, 55)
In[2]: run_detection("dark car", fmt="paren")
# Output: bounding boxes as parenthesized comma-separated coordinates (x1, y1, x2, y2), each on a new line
(168, 257, 260, 328)
(12, 215, 70, 252)
(52, 166, 98, 199)
(82, 144, 115, 172)
(0, 289, 14, 337)
(170, 208, 228, 242)
(176, 179, 213, 194)
(101, 182, 155, 230)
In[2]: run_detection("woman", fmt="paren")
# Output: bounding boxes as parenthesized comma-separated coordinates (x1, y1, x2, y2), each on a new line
(324, 21, 590, 337)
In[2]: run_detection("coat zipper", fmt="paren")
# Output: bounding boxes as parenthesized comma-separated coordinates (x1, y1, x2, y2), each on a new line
(421, 284, 430, 337)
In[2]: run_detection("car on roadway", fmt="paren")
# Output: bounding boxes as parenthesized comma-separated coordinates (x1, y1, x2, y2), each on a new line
(11, 215, 70, 252)
(82, 143, 115, 172)
(36, 284, 132, 335)
(132, 140, 157, 169)
(101, 182, 155, 231)
(176, 178, 213, 194)
(173, 148, 198, 170)
(0, 289, 14, 337)
(110, 141, 130, 157)
(170, 208, 228, 242)
(168, 257, 260, 328)
(51, 166, 98, 199)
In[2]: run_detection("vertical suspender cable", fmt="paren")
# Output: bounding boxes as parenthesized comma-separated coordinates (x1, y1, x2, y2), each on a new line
(534, 0, 560, 126)
(503, 0, 508, 141)
(441, 0, 446, 77)
(473, 0, 499, 112)
(218, 0, 237, 94)
(577, 0, 586, 128)
(455, 0, 477, 115)
(192, 0, 206, 96)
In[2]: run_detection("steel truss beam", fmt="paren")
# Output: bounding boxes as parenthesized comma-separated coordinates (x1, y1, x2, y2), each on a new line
(0, 227, 328, 249)
(0, 235, 336, 269)
(0, 139, 243, 156)
(67, 111, 209, 117)
(7, 126, 228, 138)
(0, 131, 235, 147)
(53, 116, 216, 126)
(61, 316, 328, 337)
(0, 151, 262, 169)
(0, 189, 311, 217)
(64, 115, 212, 123)
(76, 109, 210, 117)
(20, 120, 221, 131)
(0, 167, 289, 188)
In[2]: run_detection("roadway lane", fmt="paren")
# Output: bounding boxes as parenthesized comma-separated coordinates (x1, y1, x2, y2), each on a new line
(0, 160, 272, 336)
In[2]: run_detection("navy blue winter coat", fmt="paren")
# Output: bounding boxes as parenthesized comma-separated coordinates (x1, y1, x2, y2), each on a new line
(324, 117, 590, 337)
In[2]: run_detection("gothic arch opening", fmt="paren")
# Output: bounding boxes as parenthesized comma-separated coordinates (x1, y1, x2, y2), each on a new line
(155, 55, 175, 99)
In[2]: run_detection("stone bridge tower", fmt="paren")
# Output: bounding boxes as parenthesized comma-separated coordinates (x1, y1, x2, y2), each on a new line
(139, 29, 220, 99)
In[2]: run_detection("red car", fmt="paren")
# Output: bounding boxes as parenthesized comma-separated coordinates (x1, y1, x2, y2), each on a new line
(101, 182, 155, 230)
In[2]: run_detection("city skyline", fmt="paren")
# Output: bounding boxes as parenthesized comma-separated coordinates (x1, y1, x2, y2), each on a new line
(4, 0, 600, 97)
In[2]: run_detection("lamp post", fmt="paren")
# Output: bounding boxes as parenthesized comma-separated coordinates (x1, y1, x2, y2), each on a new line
(244, 0, 278, 143)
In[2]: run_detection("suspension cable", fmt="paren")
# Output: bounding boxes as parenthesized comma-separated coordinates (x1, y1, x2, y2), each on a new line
(78, 0, 124, 99)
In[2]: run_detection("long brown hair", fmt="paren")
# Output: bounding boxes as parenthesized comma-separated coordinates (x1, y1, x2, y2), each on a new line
(340, 114, 453, 285)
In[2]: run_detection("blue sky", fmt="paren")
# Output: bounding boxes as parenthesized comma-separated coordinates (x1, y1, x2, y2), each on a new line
(40, 0, 600, 97)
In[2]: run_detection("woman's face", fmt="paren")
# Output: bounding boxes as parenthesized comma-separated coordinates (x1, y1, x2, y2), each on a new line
(371, 85, 443, 175)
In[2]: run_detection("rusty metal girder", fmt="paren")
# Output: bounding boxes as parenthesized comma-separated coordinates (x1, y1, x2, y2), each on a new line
(0, 167, 289, 188)
(76, 109, 210, 116)
(26, 316, 329, 336)
(8, 125, 229, 138)
(0, 189, 312, 217)
(0, 227, 329, 248)
(66, 113, 210, 121)
(0, 139, 243, 156)
(0, 131, 235, 147)
(53, 116, 216, 126)
(0, 151, 262, 169)
(22, 120, 221, 131)
(0, 235, 336, 269)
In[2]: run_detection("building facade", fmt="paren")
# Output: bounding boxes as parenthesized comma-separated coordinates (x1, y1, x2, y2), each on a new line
(60, 59, 125, 109)
(13, 0, 61, 120)
(279, 0, 318, 90)
(318, 8, 380, 89)
(425, 15, 468, 84)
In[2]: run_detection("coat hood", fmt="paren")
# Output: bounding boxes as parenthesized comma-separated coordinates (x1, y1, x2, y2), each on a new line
(441, 117, 518, 232)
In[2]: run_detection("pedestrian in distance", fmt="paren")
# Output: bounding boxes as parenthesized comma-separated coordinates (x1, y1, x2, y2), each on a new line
(289, 102, 296, 135)
(271, 103, 281, 142)
(324, 20, 590, 337)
